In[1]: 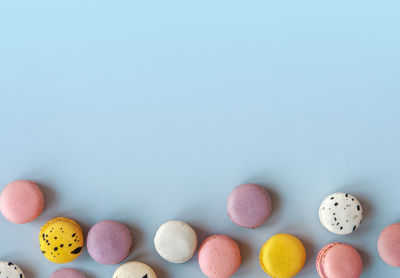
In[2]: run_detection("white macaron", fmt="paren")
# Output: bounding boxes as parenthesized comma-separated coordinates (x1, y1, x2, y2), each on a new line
(154, 220, 198, 263)
(0, 261, 25, 278)
(112, 261, 157, 278)
(319, 192, 363, 235)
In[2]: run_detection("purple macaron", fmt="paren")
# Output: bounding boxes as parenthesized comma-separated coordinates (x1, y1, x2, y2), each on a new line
(87, 220, 132, 265)
(50, 268, 86, 278)
(227, 183, 272, 228)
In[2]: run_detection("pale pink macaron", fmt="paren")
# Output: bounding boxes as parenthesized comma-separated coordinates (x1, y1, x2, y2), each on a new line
(50, 268, 86, 278)
(198, 235, 241, 278)
(0, 180, 45, 224)
(377, 223, 400, 267)
(316, 243, 362, 278)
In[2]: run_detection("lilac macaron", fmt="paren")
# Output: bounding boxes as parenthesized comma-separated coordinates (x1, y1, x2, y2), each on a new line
(87, 220, 133, 265)
(227, 184, 272, 228)
(50, 268, 86, 278)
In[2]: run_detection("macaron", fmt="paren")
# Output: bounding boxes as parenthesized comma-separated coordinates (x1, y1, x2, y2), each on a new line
(87, 220, 132, 265)
(0, 180, 45, 224)
(0, 261, 25, 278)
(259, 233, 306, 278)
(227, 183, 272, 229)
(39, 217, 84, 263)
(198, 235, 241, 278)
(112, 261, 157, 278)
(316, 243, 362, 278)
(319, 192, 363, 235)
(377, 223, 400, 267)
(154, 220, 198, 263)
(50, 268, 86, 278)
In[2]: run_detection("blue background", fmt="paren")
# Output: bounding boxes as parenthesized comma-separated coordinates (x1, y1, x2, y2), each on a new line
(1, 1, 400, 277)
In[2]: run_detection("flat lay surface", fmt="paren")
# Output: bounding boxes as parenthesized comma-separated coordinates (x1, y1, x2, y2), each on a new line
(1, 1, 400, 277)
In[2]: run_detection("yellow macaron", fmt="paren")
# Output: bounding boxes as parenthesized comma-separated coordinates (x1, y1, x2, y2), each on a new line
(259, 233, 306, 278)
(39, 217, 84, 264)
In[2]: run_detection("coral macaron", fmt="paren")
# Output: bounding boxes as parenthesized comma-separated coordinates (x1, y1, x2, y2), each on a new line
(0, 180, 44, 224)
(227, 184, 272, 229)
(316, 243, 362, 278)
(377, 223, 400, 267)
(50, 268, 86, 278)
(198, 235, 241, 278)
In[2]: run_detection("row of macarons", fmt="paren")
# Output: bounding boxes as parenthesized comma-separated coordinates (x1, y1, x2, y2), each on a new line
(0, 180, 400, 278)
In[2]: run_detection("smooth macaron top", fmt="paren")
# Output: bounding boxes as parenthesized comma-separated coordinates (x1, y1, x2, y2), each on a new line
(319, 192, 363, 235)
(0, 180, 45, 224)
(87, 220, 132, 265)
(154, 220, 198, 263)
(0, 261, 25, 278)
(39, 217, 84, 264)
(227, 183, 272, 229)
(198, 235, 241, 278)
(112, 261, 157, 278)
(377, 223, 400, 267)
(50, 268, 86, 278)
(259, 233, 306, 278)
(316, 243, 362, 278)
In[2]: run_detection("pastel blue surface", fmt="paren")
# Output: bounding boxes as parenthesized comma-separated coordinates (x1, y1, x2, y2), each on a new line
(1, 1, 400, 277)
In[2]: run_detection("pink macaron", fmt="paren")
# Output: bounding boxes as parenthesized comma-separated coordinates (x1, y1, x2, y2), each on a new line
(198, 235, 241, 278)
(87, 220, 132, 265)
(50, 268, 86, 278)
(227, 183, 272, 229)
(0, 180, 45, 224)
(316, 243, 362, 278)
(377, 223, 400, 267)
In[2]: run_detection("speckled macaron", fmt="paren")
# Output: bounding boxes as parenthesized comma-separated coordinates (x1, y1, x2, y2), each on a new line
(0, 180, 45, 224)
(227, 183, 272, 229)
(198, 235, 241, 278)
(0, 261, 25, 278)
(154, 220, 198, 263)
(112, 261, 157, 278)
(50, 268, 86, 278)
(319, 192, 363, 235)
(87, 220, 132, 265)
(39, 217, 84, 264)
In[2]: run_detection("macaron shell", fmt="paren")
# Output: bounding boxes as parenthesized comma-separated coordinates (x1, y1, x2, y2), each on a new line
(154, 220, 198, 263)
(318, 243, 362, 278)
(87, 220, 132, 265)
(377, 223, 400, 267)
(39, 217, 84, 264)
(259, 233, 306, 278)
(227, 184, 272, 229)
(0, 180, 44, 224)
(0, 261, 25, 278)
(112, 261, 157, 278)
(319, 192, 363, 235)
(198, 235, 241, 278)
(50, 268, 86, 278)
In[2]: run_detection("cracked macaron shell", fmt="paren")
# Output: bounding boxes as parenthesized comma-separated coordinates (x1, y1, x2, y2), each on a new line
(39, 217, 84, 264)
